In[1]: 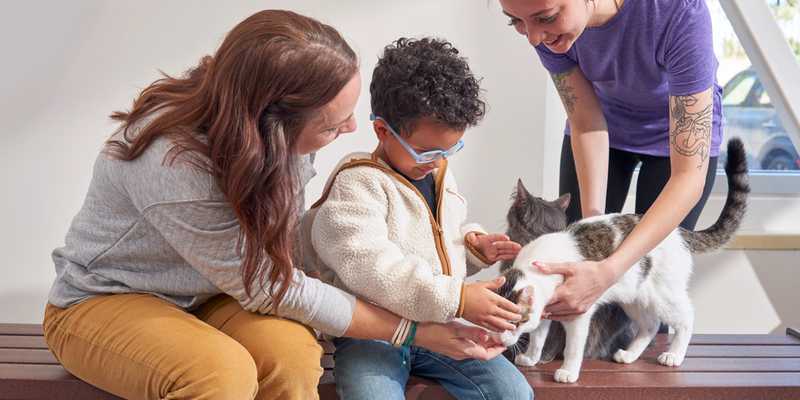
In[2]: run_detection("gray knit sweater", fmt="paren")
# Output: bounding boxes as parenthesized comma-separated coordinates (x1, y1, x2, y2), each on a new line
(47, 133, 356, 336)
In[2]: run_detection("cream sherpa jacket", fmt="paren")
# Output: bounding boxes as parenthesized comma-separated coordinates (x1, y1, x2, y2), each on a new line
(300, 152, 492, 323)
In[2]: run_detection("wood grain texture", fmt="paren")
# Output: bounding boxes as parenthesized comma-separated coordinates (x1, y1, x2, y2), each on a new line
(2, 324, 799, 400)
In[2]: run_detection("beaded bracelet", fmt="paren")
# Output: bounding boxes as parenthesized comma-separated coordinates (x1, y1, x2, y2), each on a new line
(402, 321, 418, 347)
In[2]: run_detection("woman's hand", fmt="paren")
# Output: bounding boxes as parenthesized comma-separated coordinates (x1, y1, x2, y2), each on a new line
(534, 260, 618, 321)
(466, 232, 521, 263)
(414, 321, 507, 360)
(462, 277, 522, 332)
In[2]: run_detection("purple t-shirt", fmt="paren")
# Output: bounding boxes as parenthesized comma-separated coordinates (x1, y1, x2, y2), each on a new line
(535, 0, 723, 157)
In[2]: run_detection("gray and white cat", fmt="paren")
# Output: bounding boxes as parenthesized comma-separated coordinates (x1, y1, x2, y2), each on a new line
(496, 138, 749, 383)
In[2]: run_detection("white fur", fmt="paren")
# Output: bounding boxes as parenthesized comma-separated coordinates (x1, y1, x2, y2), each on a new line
(501, 213, 695, 383)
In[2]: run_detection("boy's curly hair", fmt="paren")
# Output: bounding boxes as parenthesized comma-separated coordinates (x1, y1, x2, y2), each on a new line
(370, 37, 485, 135)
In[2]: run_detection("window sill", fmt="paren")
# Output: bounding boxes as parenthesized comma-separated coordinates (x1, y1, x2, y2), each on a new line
(725, 233, 800, 250)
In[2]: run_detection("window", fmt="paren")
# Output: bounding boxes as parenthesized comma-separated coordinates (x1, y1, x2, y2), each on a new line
(709, 0, 800, 194)
(721, 72, 756, 107)
(757, 89, 771, 108)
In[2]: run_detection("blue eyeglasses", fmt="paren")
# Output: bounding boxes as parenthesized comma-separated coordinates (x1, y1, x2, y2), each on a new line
(370, 114, 464, 164)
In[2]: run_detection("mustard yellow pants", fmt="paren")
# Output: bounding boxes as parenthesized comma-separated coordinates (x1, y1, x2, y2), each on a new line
(43, 294, 323, 400)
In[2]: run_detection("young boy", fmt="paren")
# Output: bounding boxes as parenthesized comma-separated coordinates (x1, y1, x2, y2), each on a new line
(302, 38, 533, 400)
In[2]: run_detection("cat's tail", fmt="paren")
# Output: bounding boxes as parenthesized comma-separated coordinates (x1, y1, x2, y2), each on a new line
(680, 138, 750, 253)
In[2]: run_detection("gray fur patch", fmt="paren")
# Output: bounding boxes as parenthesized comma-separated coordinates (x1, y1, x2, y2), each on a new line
(502, 180, 568, 271)
(497, 268, 523, 304)
(569, 222, 615, 261)
(536, 304, 635, 363)
(611, 214, 639, 238)
(681, 138, 749, 253)
(640, 256, 652, 284)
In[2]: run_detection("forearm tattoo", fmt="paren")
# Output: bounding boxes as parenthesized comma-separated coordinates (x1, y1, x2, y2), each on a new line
(551, 69, 577, 114)
(670, 94, 712, 169)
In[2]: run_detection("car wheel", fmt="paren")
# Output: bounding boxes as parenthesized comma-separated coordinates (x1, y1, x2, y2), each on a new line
(762, 151, 798, 171)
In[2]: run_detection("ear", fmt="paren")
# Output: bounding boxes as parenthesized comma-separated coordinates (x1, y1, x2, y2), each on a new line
(554, 193, 571, 211)
(373, 119, 389, 140)
(514, 179, 530, 205)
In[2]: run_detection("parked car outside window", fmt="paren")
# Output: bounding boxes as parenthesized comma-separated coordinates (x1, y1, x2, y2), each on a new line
(721, 68, 800, 171)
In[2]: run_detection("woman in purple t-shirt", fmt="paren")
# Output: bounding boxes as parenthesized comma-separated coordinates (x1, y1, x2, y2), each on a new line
(500, 0, 721, 322)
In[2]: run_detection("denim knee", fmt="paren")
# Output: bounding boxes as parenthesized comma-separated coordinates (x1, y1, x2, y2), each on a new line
(475, 371, 533, 400)
(333, 338, 408, 400)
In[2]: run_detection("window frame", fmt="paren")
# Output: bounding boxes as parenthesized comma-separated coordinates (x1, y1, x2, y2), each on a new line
(714, 0, 800, 194)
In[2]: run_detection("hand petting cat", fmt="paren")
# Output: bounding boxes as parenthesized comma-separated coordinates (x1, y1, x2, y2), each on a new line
(534, 260, 618, 321)
(458, 234, 525, 332)
(465, 232, 522, 263)
(462, 276, 523, 332)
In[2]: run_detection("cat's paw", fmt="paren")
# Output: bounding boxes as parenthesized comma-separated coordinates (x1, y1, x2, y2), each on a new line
(553, 368, 579, 383)
(657, 352, 684, 367)
(498, 331, 517, 347)
(515, 354, 540, 367)
(613, 349, 638, 364)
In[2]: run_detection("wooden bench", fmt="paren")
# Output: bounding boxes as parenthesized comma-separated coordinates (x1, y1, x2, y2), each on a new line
(2, 323, 799, 399)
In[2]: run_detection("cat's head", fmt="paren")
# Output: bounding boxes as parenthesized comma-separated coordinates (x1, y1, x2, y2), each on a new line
(495, 267, 542, 347)
(506, 179, 571, 247)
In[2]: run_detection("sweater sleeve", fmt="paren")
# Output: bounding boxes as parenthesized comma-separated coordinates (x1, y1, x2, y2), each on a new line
(139, 200, 356, 337)
(461, 222, 492, 275)
(311, 168, 464, 323)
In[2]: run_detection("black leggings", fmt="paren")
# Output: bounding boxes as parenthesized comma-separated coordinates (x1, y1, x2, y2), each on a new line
(559, 135, 718, 229)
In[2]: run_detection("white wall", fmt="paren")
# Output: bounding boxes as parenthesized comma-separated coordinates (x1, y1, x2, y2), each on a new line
(1, 1, 797, 335)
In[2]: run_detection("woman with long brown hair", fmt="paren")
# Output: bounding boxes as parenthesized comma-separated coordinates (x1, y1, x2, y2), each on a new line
(43, 10, 511, 400)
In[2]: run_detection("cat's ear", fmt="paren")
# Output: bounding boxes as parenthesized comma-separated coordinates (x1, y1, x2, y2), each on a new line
(515, 179, 531, 204)
(554, 193, 571, 211)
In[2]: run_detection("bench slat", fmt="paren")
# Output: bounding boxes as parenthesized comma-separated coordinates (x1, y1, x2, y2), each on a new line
(0, 348, 59, 364)
(655, 334, 800, 346)
(0, 364, 122, 400)
(5, 322, 800, 346)
(0, 336, 47, 349)
(526, 371, 800, 388)
(643, 345, 800, 358)
(1, 324, 797, 350)
(524, 357, 800, 373)
(0, 324, 43, 336)
(4, 349, 797, 373)
(1, 334, 798, 359)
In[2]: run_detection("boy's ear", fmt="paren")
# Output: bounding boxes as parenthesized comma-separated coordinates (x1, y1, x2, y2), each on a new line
(373, 120, 389, 140)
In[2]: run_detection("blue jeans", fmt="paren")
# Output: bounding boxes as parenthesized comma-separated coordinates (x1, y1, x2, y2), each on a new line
(333, 338, 533, 400)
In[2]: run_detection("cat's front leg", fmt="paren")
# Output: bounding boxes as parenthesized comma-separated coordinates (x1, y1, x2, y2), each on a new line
(554, 312, 593, 383)
(516, 319, 551, 366)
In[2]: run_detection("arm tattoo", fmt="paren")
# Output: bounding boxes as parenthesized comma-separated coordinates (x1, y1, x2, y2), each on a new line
(670, 94, 712, 169)
(551, 69, 578, 114)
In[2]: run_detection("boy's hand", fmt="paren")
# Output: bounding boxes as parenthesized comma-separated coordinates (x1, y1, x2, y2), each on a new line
(462, 277, 522, 332)
(466, 232, 521, 263)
